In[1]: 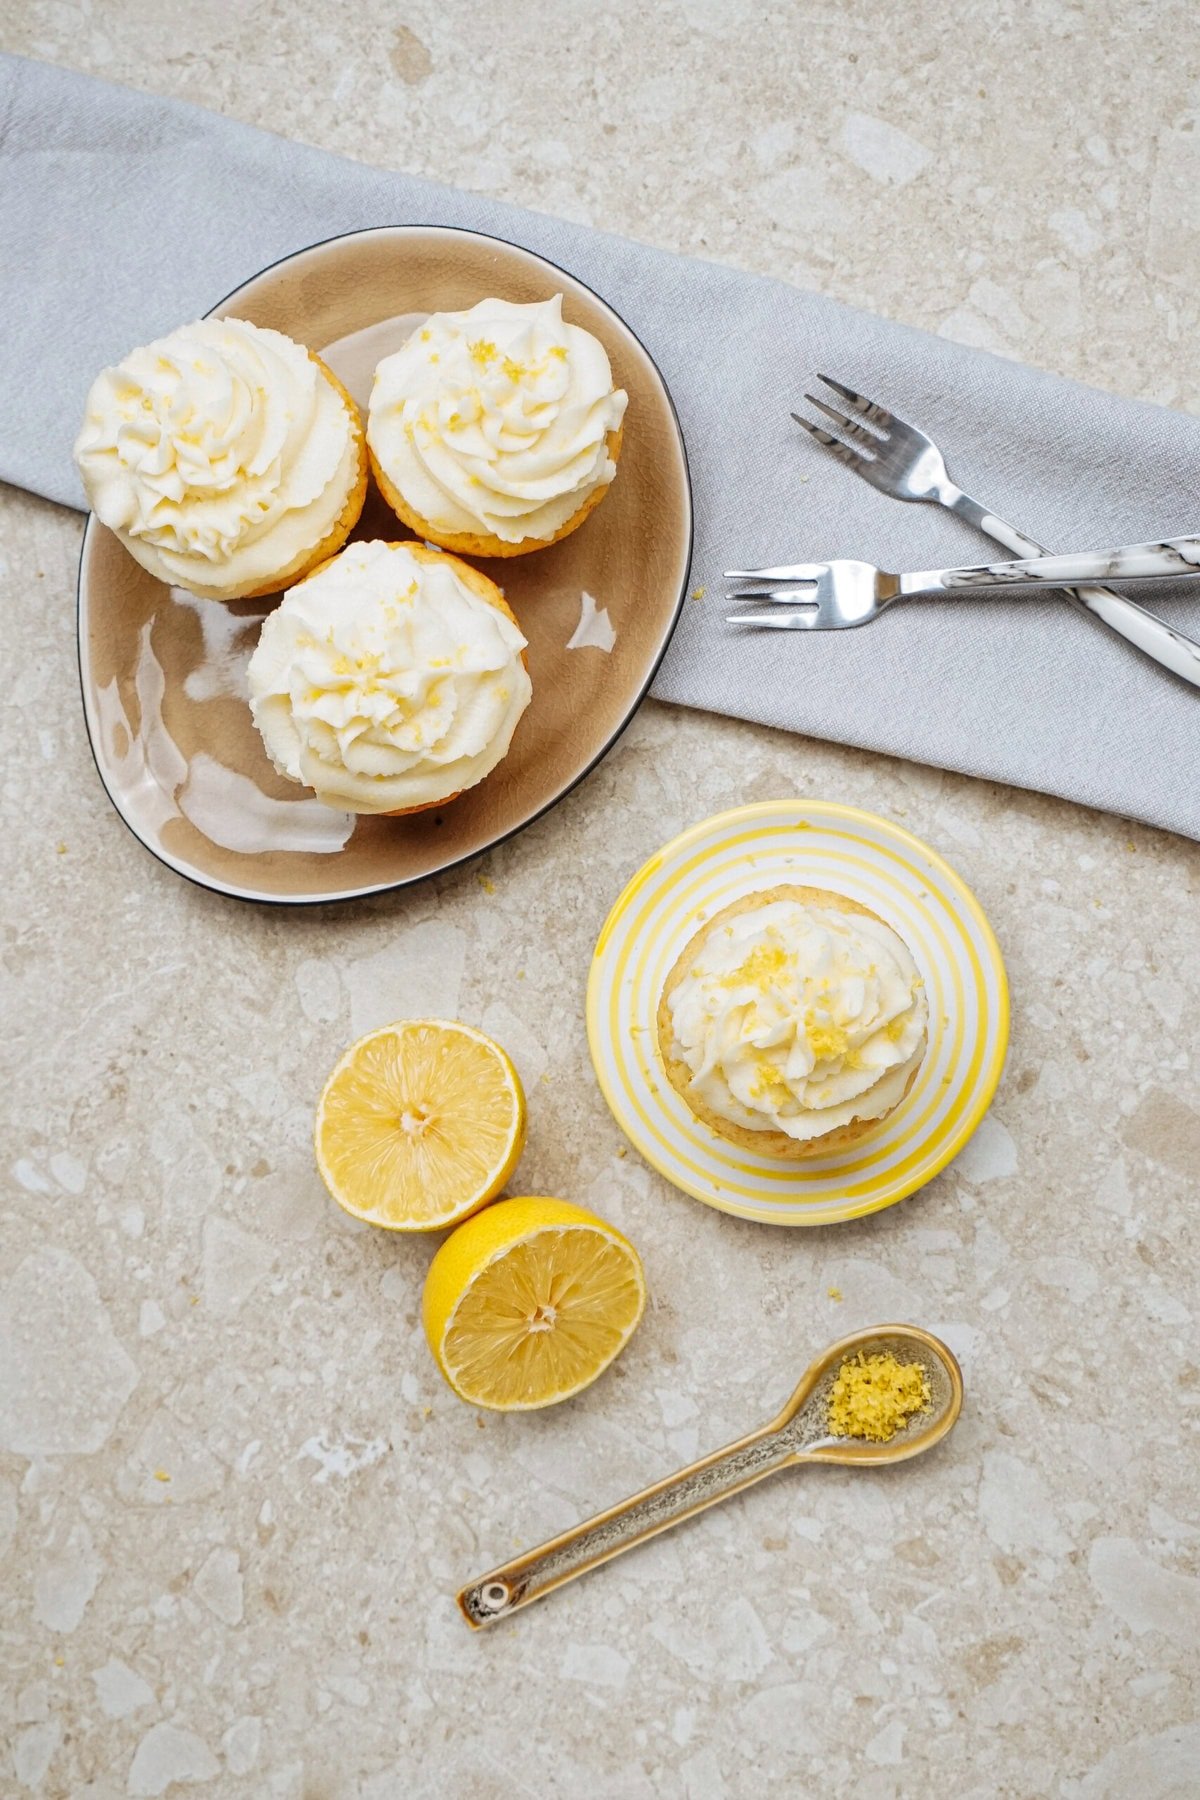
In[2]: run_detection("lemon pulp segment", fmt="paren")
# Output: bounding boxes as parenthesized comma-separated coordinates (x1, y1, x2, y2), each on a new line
(315, 1019, 525, 1230)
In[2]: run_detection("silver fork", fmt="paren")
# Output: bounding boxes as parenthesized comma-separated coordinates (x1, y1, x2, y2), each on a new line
(781, 374, 1200, 682)
(725, 534, 1200, 630)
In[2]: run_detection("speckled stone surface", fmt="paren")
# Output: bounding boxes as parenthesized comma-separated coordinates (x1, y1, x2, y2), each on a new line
(2, 4, 1199, 1796)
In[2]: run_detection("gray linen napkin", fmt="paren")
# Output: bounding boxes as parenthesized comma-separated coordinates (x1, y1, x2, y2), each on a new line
(4, 53, 1199, 839)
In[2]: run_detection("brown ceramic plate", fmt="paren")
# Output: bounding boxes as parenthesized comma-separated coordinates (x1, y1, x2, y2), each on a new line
(77, 226, 692, 904)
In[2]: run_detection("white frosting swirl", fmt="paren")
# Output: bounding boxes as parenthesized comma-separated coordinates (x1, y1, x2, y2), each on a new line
(665, 899, 927, 1141)
(74, 317, 360, 597)
(247, 540, 532, 813)
(367, 295, 627, 545)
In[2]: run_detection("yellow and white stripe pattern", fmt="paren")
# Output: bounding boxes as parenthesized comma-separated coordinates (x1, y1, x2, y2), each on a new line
(587, 800, 1009, 1227)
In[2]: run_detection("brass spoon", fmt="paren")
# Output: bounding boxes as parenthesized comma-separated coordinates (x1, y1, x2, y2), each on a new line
(459, 1323, 962, 1628)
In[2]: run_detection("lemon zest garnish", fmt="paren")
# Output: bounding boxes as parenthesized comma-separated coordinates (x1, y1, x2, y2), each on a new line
(468, 338, 498, 366)
(827, 1352, 931, 1442)
(805, 1017, 849, 1060)
(723, 943, 791, 991)
(749, 1059, 791, 1101)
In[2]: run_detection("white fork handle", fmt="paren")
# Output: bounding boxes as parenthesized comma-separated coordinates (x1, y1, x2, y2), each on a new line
(944, 488, 1200, 691)
(902, 533, 1200, 594)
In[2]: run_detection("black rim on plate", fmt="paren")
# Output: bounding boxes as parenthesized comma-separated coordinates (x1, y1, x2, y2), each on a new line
(76, 223, 695, 908)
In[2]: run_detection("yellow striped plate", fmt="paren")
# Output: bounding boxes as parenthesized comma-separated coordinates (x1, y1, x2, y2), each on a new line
(586, 800, 1009, 1227)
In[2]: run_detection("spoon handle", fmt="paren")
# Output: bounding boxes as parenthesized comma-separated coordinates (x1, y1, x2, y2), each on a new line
(458, 1417, 799, 1627)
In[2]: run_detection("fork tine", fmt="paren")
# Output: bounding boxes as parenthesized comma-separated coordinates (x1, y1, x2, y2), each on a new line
(726, 610, 826, 629)
(790, 414, 868, 470)
(724, 563, 825, 581)
(815, 374, 893, 429)
(726, 587, 820, 604)
(813, 373, 870, 409)
(803, 393, 882, 451)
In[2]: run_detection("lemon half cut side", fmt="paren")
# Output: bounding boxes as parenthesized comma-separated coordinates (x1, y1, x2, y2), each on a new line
(315, 1019, 526, 1231)
(423, 1197, 647, 1410)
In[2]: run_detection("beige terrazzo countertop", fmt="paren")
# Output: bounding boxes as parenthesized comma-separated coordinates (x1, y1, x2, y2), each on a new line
(2, 3, 1199, 1795)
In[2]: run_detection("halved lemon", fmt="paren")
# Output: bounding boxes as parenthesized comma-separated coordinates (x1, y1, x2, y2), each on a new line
(314, 1019, 526, 1231)
(422, 1197, 647, 1410)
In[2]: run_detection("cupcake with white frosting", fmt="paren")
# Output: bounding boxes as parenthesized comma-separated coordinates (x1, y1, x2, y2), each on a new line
(657, 885, 928, 1159)
(367, 295, 627, 558)
(74, 317, 367, 601)
(247, 539, 531, 816)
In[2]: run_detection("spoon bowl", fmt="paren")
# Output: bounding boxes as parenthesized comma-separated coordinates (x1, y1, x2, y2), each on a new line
(775, 1322, 963, 1467)
(459, 1322, 963, 1627)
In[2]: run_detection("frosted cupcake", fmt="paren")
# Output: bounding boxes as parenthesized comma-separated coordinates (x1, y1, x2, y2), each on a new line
(367, 295, 627, 558)
(74, 317, 367, 601)
(247, 539, 531, 815)
(657, 886, 927, 1159)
